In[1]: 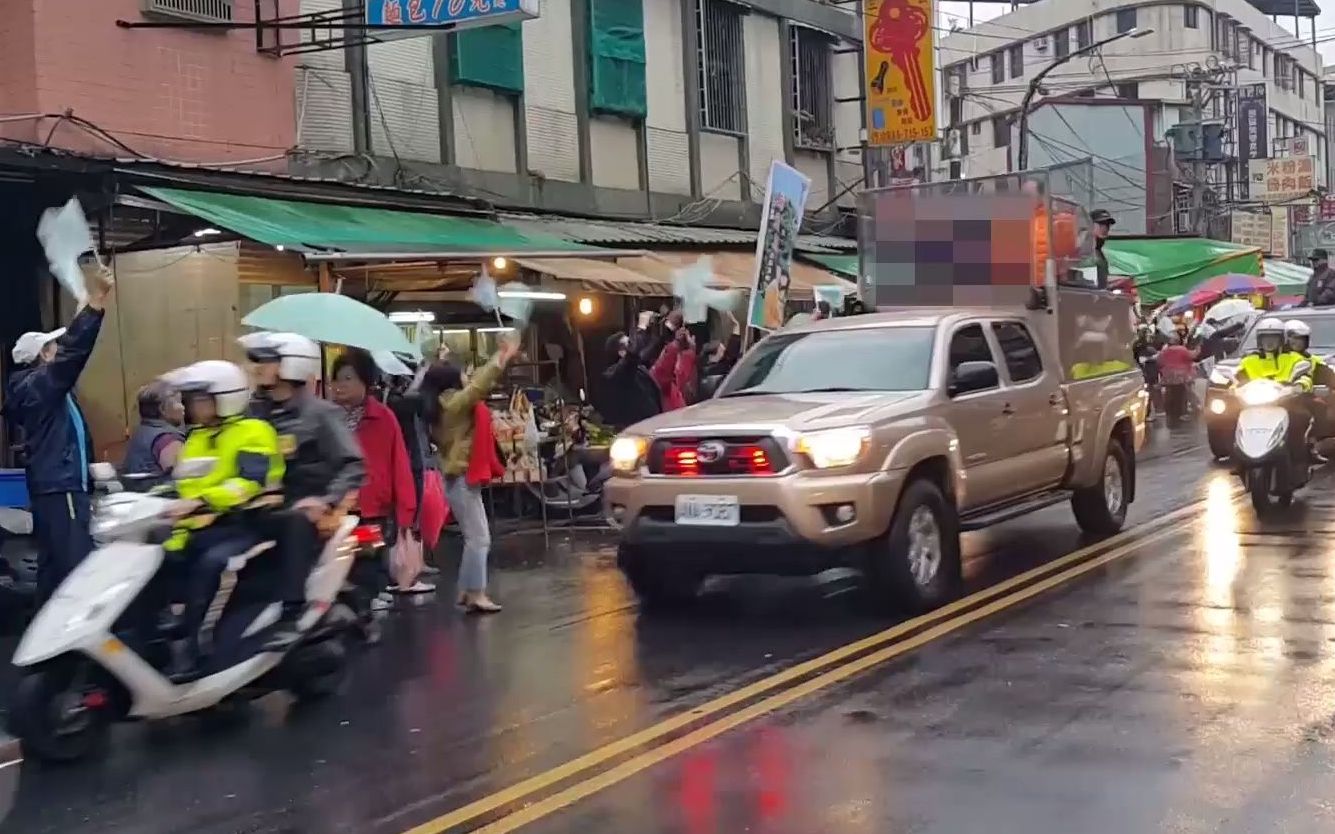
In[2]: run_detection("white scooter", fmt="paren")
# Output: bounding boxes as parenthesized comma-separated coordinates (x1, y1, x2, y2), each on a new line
(1233, 379, 1320, 514)
(7, 461, 363, 762)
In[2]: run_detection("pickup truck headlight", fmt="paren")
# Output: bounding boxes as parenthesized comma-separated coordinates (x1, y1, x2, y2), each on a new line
(794, 427, 871, 469)
(1209, 367, 1235, 386)
(609, 436, 647, 473)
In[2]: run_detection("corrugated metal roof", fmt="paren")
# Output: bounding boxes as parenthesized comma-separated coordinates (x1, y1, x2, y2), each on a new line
(501, 214, 855, 253)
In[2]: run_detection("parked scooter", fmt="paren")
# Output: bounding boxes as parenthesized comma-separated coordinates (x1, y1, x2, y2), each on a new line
(1233, 379, 1319, 514)
(7, 462, 363, 762)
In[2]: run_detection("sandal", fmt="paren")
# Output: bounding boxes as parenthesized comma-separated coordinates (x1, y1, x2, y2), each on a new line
(389, 580, 437, 595)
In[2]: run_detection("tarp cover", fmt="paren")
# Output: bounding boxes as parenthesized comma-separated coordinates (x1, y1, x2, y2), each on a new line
(1104, 237, 1263, 302)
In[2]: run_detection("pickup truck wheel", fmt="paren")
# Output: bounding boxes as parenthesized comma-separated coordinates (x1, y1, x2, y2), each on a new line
(870, 479, 961, 613)
(619, 545, 701, 611)
(1072, 440, 1130, 535)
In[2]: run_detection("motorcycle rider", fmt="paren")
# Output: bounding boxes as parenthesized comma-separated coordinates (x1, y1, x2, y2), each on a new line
(1285, 319, 1332, 464)
(165, 360, 285, 682)
(242, 332, 365, 650)
(1236, 317, 1316, 466)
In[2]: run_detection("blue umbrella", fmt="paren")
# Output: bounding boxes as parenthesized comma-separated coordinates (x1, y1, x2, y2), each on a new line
(243, 293, 418, 356)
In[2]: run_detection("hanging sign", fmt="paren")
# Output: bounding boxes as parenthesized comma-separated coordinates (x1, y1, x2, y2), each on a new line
(747, 162, 812, 330)
(1237, 83, 1267, 162)
(864, 0, 937, 146)
(365, 0, 539, 39)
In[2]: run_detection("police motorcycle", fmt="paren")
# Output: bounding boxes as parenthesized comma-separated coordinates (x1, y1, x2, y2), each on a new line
(1232, 319, 1320, 515)
(7, 364, 363, 763)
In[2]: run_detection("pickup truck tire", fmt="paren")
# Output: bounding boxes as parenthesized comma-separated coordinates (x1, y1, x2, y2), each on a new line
(1071, 439, 1131, 535)
(869, 478, 961, 613)
(618, 545, 701, 611)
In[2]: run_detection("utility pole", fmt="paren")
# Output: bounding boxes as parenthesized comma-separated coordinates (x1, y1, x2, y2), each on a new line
(1189, 76, 1209, 236)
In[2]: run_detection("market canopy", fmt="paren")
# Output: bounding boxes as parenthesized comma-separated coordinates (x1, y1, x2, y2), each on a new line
(1104, 238, 1263, 303)
(799, 253, 857, 278)
(140, 187, 598, 257)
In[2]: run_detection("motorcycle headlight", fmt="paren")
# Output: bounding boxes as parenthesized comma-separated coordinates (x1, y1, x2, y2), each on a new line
(794, 427, 871, 469)
(1209, 367, 1235, 386)
(1237, 380, 1284, 406)
(609, 436, 648, 474)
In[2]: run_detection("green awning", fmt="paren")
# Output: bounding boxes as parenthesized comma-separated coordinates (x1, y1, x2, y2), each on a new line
(1104, 238, 1264, 303)
(801, 253, 858, 278)
(141, 187, 594, 256)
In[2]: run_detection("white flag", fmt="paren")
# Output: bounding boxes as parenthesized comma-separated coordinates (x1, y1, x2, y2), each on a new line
(36, 198, 97, 305)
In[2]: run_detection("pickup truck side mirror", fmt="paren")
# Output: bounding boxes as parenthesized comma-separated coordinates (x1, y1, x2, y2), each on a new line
(949, 361, 1000, 396)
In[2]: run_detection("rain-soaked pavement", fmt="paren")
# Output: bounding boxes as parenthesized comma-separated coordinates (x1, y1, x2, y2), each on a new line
(8, 423, 1331, 834)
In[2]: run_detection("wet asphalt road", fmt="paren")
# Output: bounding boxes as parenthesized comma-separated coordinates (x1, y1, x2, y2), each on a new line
(1, 423, 1304, 834)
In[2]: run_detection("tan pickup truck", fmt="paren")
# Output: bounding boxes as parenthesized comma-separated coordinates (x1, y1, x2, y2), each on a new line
(605, 292, 1147, 612)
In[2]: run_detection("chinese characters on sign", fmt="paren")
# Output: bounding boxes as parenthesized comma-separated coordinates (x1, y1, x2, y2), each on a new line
(864, 0, 937, 146)
(1236, 83, 1267, 162)
(1248, 156, 1316, 204)
(1231, 209, 1289, 258)
(365, 0, 537, 39)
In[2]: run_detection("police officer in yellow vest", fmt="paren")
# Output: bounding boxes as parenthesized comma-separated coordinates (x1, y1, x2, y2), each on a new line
(1285, 318, 1332, 464)
(165, 360, 285, 682)
(1236, 317, 1316, 467)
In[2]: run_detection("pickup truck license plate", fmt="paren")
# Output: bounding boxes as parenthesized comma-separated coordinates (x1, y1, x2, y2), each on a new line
(674, 495, 740, 526)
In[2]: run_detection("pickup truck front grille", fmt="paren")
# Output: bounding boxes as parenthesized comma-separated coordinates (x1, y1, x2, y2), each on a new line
(646, 436, 788, 477)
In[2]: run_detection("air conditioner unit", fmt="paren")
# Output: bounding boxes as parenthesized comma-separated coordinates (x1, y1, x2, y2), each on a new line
(141, 0, 233, 23)
(1033, 37, 1049, 53)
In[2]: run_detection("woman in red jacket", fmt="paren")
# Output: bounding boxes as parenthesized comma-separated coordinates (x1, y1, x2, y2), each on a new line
(330, 350, 430, 596)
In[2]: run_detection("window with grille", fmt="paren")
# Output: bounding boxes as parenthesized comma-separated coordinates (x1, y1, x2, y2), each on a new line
(141, 0, 232, 23)
(1008, 45, 1023, 78)
(696, 0, 746, 134)
(1075, 19, 1090, 49)
(1184, 5, 1198, 29)
(1053, 28, 1069, 58)
(791, 26, 833, 150)
(1114, 82, 1138, 99)
(992, 115, 1009, 148)
(991, 52, 1004, 84)
(1115, 7, 1136, 33)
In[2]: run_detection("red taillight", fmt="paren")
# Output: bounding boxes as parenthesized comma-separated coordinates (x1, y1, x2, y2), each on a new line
(353, 524, 383, 546)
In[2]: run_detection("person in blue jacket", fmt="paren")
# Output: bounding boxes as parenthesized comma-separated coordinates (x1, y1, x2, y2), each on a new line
(6, 268, 112, 602)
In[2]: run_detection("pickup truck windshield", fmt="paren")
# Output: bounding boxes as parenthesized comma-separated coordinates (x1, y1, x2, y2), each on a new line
(1239, 314, 1335, 354)
(719, 326, 934, 397)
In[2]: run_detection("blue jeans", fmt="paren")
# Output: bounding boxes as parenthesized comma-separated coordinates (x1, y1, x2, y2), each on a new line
(444, 477, 490, 593)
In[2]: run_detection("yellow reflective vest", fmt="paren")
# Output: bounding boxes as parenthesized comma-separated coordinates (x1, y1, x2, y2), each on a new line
(1236, 350, 1314, 392)
(167, 416, 285, 551)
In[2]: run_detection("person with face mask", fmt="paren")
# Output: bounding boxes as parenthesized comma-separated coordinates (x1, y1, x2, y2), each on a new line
(241, 332, 365, 647)
(5, 265, 113, 602)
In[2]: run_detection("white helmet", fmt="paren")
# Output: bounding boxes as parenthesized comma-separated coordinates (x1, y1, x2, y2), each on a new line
(1255, 316, 1286, 353)
(172, 360, 251, 418)
(240, 332, 321, 382)
(1285, 319, 1312, 343)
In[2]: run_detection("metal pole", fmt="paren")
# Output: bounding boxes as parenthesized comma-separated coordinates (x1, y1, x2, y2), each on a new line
(1191, 77, 1208, 236)
(1016, 28, 1151, 172)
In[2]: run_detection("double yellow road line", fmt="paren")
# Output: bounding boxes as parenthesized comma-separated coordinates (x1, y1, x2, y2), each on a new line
(404, 496, 1213, 834)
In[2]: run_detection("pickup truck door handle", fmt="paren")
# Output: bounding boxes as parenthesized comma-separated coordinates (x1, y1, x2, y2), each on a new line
(1001, 403, 1015, 415)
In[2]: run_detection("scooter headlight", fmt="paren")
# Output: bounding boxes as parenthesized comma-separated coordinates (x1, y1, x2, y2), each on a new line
(1237, 380, 1284, 406)
(1209, 366, 1236, 386)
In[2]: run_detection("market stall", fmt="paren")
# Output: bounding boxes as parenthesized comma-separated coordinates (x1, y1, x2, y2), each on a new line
(1104, 237, 1264, 303)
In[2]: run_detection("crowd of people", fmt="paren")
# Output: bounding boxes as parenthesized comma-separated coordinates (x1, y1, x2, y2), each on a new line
(6, 276, 530, 677)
